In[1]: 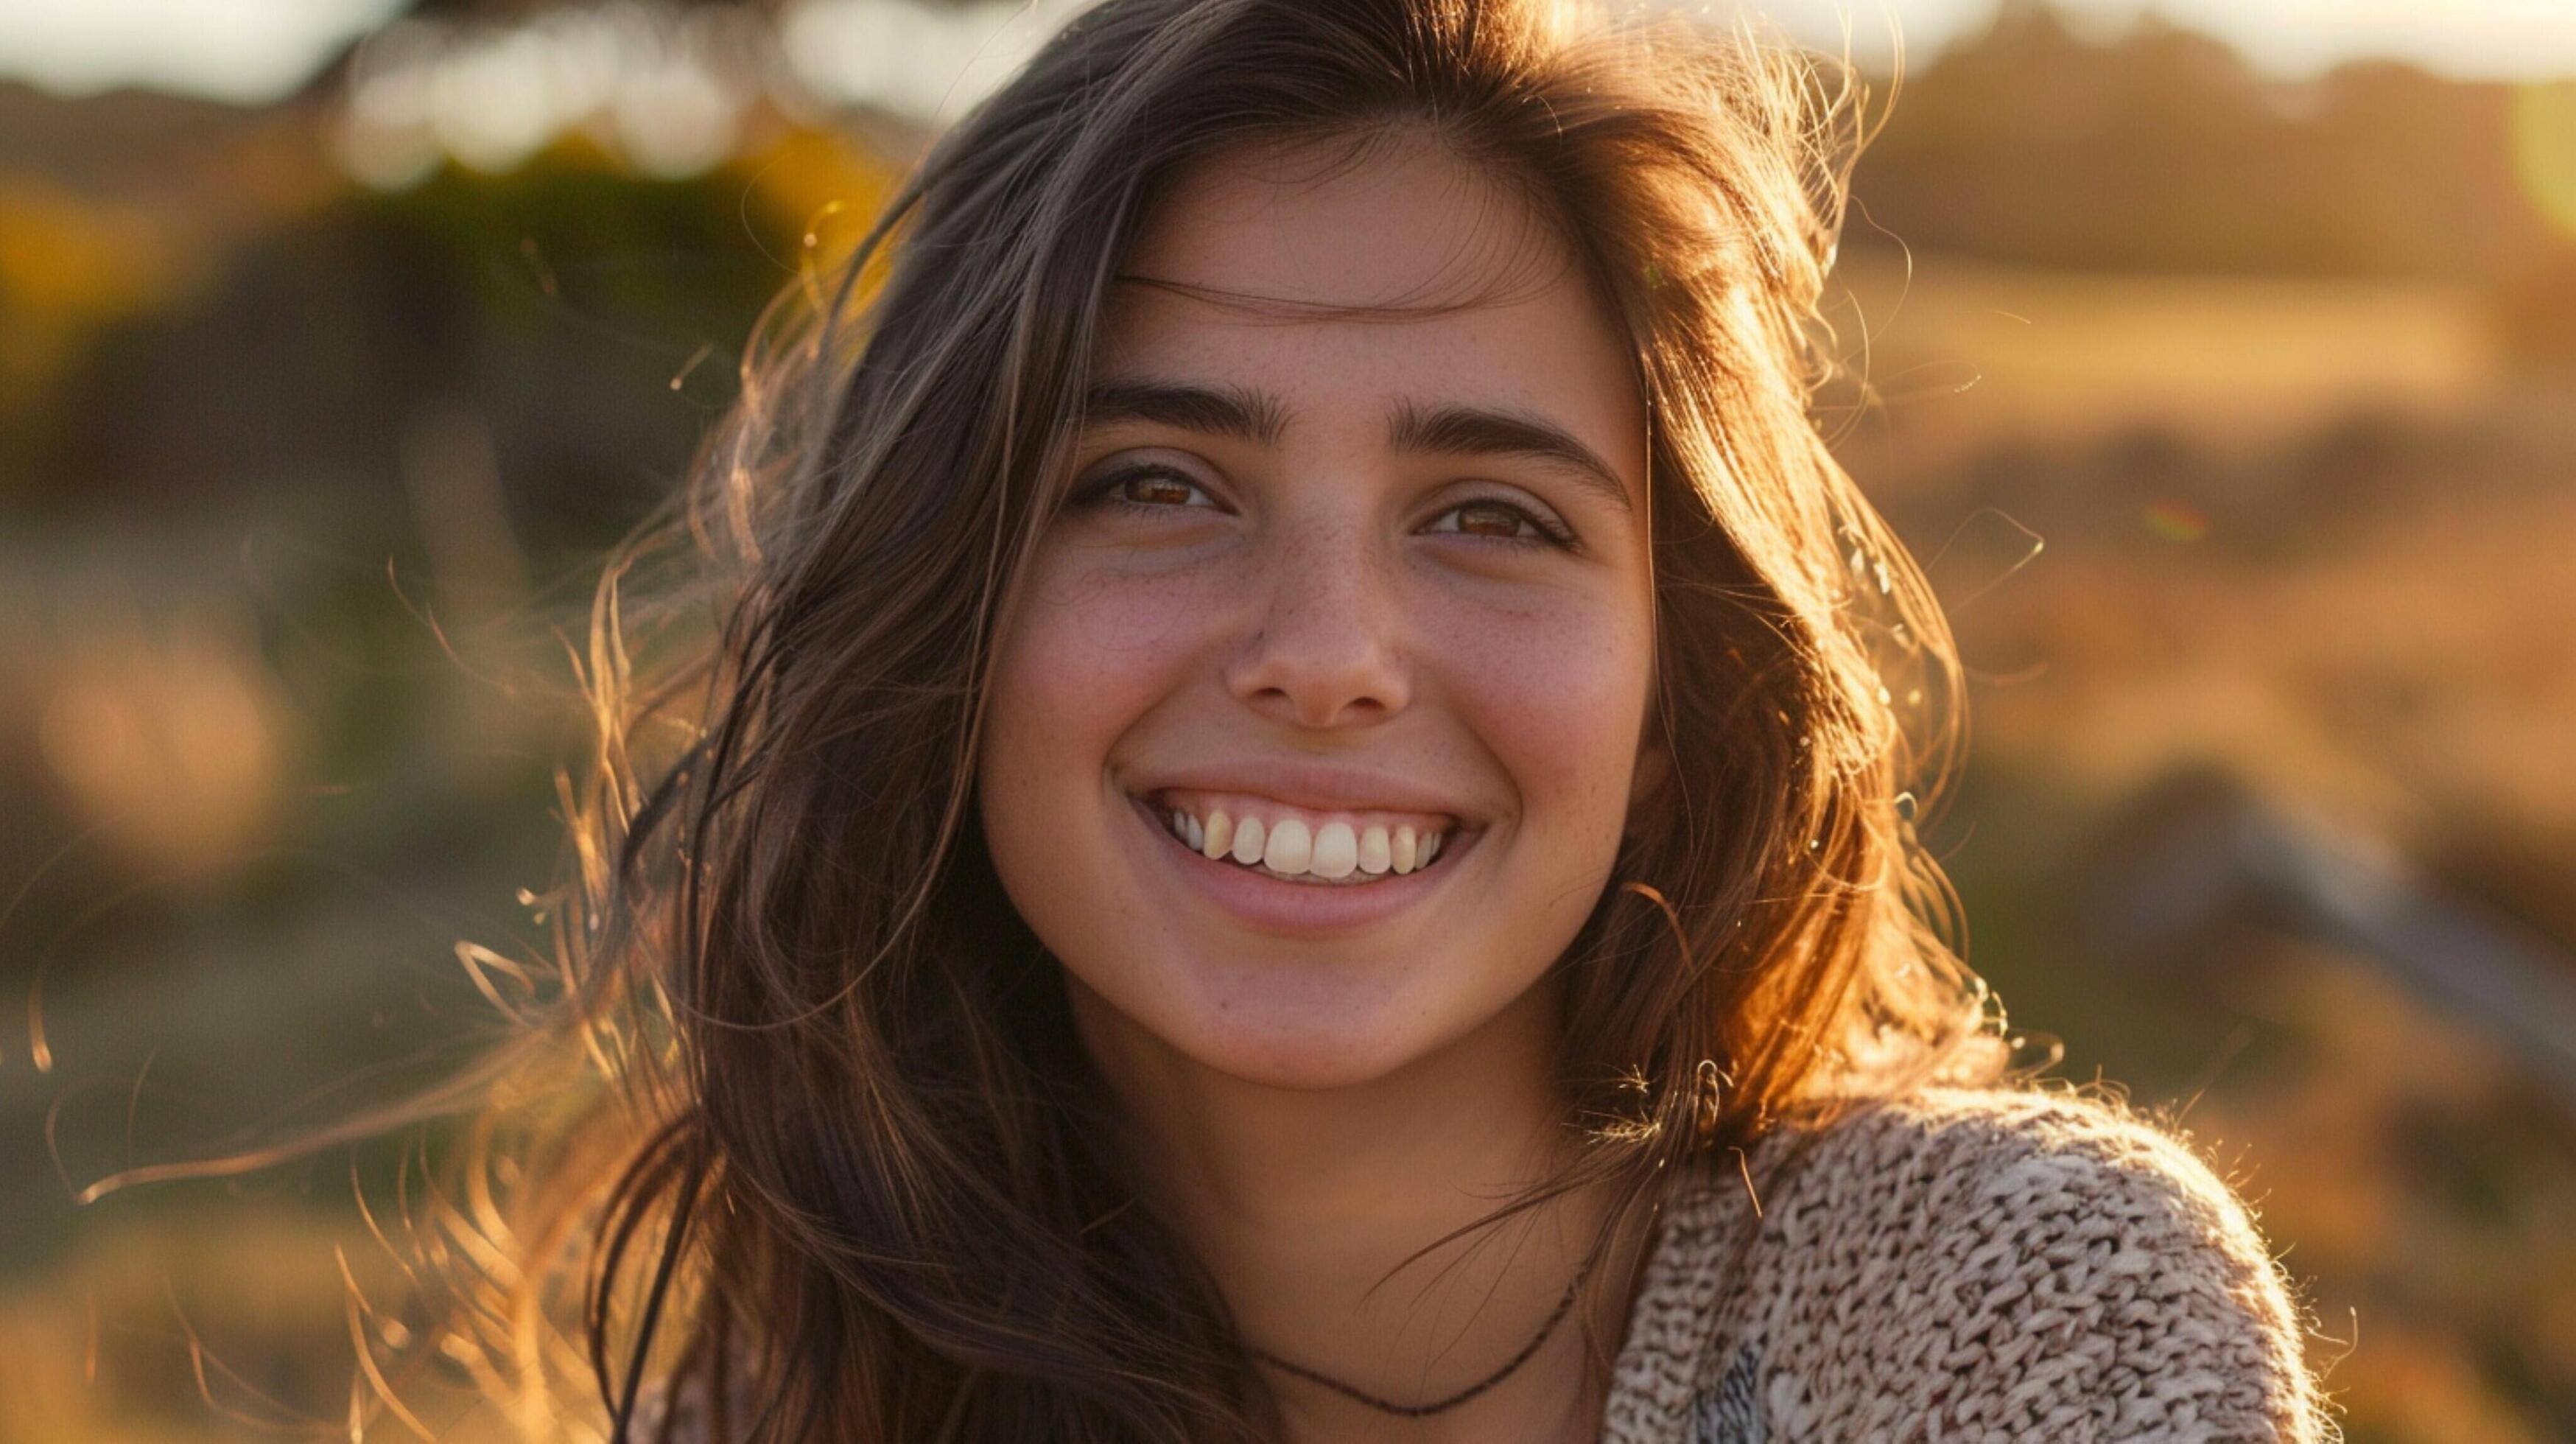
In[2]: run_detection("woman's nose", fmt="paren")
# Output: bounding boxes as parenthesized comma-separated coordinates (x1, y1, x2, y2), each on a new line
(1222, 518, 1412, 732)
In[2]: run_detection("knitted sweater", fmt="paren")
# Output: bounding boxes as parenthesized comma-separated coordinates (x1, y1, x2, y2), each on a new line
(1598, 1084, 2334, 1443)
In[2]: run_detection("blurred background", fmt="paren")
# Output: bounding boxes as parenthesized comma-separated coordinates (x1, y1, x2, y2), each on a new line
(1, 0, 2571, 1437)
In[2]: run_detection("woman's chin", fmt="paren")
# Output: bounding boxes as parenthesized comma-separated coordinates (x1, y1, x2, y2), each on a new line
(1186, 1024, 1433, 1093)
(1072, 953, 1551, 1096)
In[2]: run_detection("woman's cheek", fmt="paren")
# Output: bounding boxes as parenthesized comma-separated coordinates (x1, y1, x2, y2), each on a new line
(1429, 587, 1652, 823)
(983, 559, 1226, 789)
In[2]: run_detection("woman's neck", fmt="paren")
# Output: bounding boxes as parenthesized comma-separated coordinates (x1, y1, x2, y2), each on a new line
(1068, 974, 1652, 1443)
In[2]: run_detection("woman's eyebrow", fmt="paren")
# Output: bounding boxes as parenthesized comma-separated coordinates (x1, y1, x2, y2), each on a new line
(1079, 376, 1634, 518)
(1384, 398, 1635, 519)
(1081, 377, 1287, 446)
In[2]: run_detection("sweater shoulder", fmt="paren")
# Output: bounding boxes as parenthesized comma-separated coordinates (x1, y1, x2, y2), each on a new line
(1769, 1084, 2295, 1265)
(1605, 1085, 2337, 1443)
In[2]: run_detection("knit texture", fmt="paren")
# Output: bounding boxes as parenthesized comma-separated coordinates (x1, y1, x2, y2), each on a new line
(1598, 1084, 2335, 1443)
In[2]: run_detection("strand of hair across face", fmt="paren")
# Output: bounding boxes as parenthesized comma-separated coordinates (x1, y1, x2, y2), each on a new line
(1243, 1250, 1600, 1417)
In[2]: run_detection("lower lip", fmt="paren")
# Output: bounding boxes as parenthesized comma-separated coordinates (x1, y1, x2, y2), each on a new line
(1125, 794, 1478, 940)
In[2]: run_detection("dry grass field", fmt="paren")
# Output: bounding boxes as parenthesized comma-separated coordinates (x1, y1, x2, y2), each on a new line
(1825, 253, 2576, 1441)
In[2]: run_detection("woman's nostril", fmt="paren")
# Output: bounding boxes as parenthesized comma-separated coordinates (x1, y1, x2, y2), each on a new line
(1224, 597, 1412, 722)
(1245, 689, 1396, 732)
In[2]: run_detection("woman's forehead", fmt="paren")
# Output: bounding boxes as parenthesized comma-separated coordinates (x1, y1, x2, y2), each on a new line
(1095, 133, 1647, 484)
(1118, 131, 1572, 314)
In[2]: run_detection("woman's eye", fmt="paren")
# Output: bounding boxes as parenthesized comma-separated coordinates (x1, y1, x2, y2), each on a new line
(1079, 465, 1218, 514)
(1425, 497, 1576, 550)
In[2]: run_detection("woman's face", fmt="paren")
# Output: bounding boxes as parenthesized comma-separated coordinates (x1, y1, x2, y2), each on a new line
(977, 133, 1657, 1090)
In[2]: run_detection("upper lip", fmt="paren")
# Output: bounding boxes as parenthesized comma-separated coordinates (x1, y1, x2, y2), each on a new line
(1129, 760, 1484, 825)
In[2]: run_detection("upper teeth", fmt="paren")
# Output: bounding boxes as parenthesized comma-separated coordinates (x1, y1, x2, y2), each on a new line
(1159, 802, 1450, 881)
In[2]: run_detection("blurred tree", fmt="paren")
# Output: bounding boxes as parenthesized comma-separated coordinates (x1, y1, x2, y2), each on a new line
(1850, 0, 2555, 281)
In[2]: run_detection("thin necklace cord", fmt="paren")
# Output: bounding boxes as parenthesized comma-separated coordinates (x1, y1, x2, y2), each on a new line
(1244, 1250, 1601, 1417)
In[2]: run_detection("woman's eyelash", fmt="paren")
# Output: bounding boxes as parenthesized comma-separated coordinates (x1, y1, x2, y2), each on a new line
(1061, 469, 1566, 547)
(1428, 497, 1579, 549)
(1075, 465, 1218, 515)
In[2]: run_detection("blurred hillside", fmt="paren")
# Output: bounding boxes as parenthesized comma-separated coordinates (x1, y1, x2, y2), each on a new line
(3, 2, 2573, 1439)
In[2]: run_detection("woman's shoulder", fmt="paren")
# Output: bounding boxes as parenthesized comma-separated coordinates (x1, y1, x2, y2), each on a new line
(1604, 1084, 2338, 1443)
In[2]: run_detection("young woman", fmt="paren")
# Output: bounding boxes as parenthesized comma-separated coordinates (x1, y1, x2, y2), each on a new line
(449, 0, 2331, 1438)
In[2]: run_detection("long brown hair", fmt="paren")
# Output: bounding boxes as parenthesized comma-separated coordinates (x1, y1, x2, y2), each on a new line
(418, 0, 2007, 1437)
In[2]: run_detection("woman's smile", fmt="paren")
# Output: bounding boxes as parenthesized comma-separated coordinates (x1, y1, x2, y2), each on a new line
(1115, 760, 1492, 939)
(1143, 793, 1458, 883)
(1117, 762, 1487, 948)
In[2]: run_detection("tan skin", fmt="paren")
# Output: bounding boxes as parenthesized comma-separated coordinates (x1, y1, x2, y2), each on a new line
(977, 130, 1666, 1442)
